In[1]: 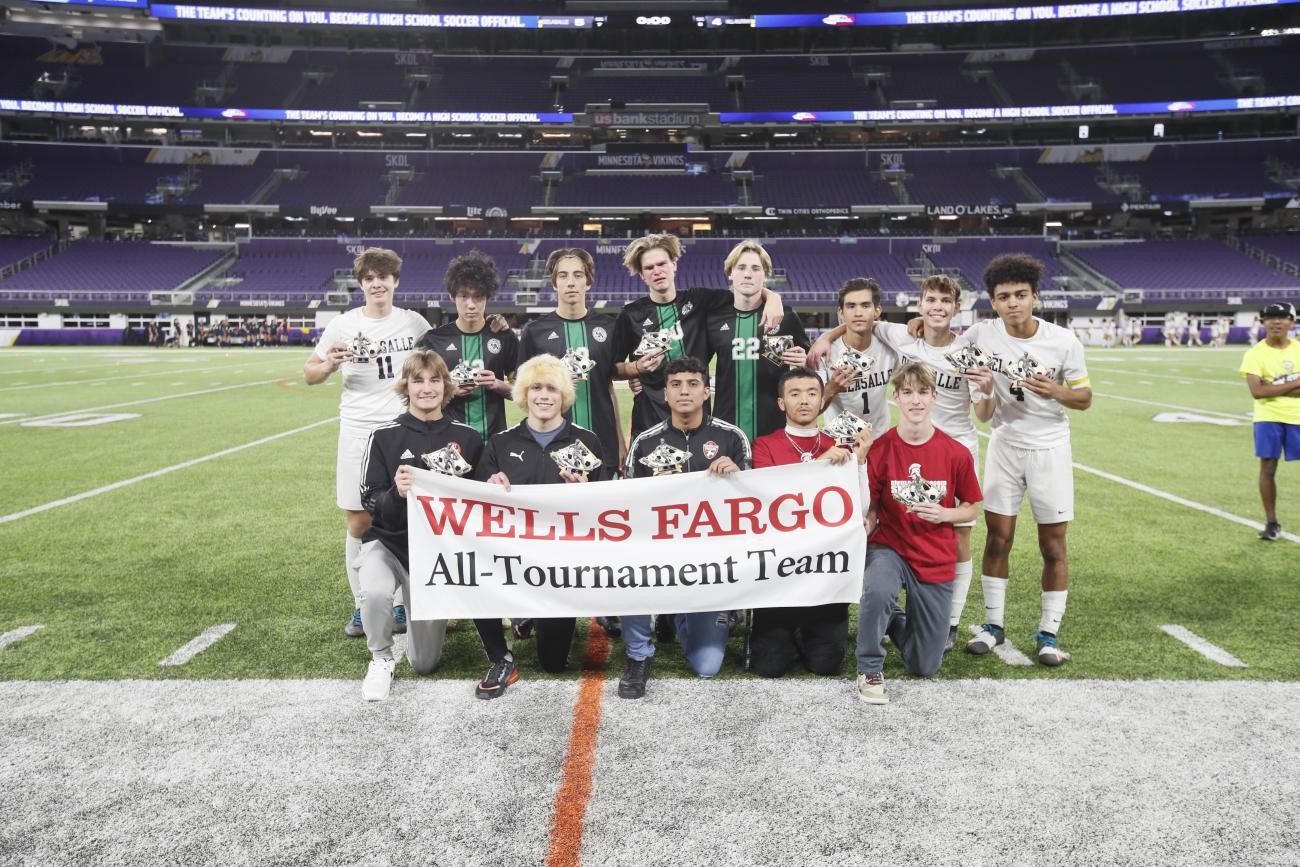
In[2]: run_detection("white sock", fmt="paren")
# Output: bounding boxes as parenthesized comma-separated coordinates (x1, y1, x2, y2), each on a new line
(1040, 590, 1068, 636)
(949, 560, 974, 627)
(981, 575, 1008, 628)
(345, 532, 363, 608)
(394, 584, 405, 610)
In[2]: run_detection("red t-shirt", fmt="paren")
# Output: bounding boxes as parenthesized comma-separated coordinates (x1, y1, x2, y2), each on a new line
(752, 427, 839, 468)
(867, 426, 982, 584)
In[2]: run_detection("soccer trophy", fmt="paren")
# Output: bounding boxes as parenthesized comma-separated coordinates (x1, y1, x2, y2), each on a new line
(550, 440, 603, 475)
(421, 444, 473, 477)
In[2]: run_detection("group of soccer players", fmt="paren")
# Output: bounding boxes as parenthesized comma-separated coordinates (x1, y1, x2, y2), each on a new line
(305, 235, 1095, 705)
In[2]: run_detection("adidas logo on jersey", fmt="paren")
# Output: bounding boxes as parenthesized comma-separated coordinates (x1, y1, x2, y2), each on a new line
(719, 323, 730, 331)
(400, 449, 414, 459)
(547, 331, 559, 340)
(446, 343, 457, 351)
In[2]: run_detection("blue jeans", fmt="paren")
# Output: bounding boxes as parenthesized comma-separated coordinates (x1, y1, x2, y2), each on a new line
(621, 612, 732, 677)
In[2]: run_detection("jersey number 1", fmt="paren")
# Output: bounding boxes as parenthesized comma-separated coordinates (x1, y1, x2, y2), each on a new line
(376, 356, 394, 380)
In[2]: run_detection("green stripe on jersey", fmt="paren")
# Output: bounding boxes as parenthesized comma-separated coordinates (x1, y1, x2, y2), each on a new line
(657, 303, 685, 361)
(736, 312, 758, 442)
(462, 332, 486, 438)
(564, 319, 592, 429)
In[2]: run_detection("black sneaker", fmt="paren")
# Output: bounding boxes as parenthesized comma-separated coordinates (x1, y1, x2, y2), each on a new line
(1259, 520, 1282, 542)
(510, 618, 534, 640)
(618, 656, 652, 699)
(654, 614, 677, 644)
(475, 656, 519, 700)
(943, 624, 958, 653)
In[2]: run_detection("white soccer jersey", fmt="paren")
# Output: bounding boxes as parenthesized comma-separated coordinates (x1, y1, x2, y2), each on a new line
(963, 316, 1089, 450)
(820, 333, 897, 435)
(874, 321, 984, 447)
(313, 306, 430, 435)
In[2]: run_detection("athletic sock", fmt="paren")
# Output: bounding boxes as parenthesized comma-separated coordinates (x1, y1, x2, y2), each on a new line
(981, 575, 1008, 629)
(393, 584, 405, 610)
(949, 560, 974, 627)
(345, 532, 363, 608)
(1040, 590, 1068, 636)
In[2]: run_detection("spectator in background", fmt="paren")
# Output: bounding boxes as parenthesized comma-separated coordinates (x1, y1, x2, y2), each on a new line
(1239, 302, 1300, 542)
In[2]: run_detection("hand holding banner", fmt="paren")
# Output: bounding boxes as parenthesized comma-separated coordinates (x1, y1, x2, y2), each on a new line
(407, 461, 866, 619)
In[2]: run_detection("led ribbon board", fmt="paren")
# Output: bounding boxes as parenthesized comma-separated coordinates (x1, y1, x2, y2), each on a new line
(148, 4, 598, 28)
(753, 0, 1300, 28)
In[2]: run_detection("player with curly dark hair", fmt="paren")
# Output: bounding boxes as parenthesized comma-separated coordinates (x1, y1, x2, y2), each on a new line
(418, 250, 518, 442)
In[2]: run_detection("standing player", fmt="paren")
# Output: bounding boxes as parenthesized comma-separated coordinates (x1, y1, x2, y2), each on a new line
(517, 248, 624, 470)
(706, 239, 810, 443)
(356, 350, 483, 701)
(808, 278, 900, 437)
(619, 357, 752, 698)
(1239, 302, 1300, 542)
(855, 362, 982, 705)
(750, 368, 871, 678)
(418, 250, 518, 444)
(873, 275, 995, 651)
(613, 233, 785, 440)
(962, 253, 1091, 667)
(472, 354, 611, 699)
(1188, 313, 1204, 347)
(304, 247, 429, 638)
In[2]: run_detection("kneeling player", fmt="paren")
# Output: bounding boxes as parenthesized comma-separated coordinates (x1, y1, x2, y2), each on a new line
(620, 357, 752, 697)
(473, 354, 610, 699)
(750, 369, 871, 678)
(856, 363, 982, 704)
(357, 349, 483, 701)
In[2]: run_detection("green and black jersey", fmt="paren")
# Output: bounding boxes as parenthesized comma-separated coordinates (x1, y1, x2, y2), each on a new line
(517, 311, 622, 470)
(706, 305, 810, 443)
(612, 287, 733, 438)
(418, 321, 518, 442)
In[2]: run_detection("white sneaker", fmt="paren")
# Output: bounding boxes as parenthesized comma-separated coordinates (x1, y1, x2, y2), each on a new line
(856, 672, 888, 705)
(362, 657, 396, 701)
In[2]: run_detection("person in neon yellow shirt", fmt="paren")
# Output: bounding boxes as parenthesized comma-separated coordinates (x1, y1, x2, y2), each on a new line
(1239, 302, 1300, 541)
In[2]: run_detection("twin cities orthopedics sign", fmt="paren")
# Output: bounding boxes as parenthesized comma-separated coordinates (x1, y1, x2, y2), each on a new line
(407, 461, 866, 620)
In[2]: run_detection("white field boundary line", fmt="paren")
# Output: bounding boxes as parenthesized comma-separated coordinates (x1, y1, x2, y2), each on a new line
(1088, 366, 1240, 387)
(0, 417, 337, 525)
(974, 430, 1300, 544)
(967, 625, 1033, 666)
(0, 377, 287, 426)
(159, 624, 237, 667)
(0, 359, 288, 393)
(1093, 392, 1251, 420)
(0, 624, 44, 650)
(1158, 624, 1248, 668)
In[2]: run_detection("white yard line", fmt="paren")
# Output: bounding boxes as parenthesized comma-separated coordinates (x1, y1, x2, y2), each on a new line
(0, 624, 44, 650)
(0, 418, 336, 524)
(1088, 366, 1239, 387)
(967, 625, 1035, 666)
(1094, 392, 1251, 420)
(159, 624, 237, 667)
(0, 377, 287, 426)
(0, 360, 280, 393)
(1158, 625, 1248, 668)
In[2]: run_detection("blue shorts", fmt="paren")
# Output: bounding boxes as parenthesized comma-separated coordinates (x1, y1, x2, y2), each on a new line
(1254, 422, 1300, 461)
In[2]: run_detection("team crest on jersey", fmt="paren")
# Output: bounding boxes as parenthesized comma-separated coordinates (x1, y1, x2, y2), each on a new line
(762, 334, 796, 367)
(680, 302, 694, 317)
(639, 442, 692, 475)
(702, 440, 719, 460)
(944, 343, 993, 372)
(634, 322, 683, 357)
(562, 346, 598, 381)
(449, 359, 483, 387)
(891, 463, 947, 508)
(825, 412, 871, 446)
(550, 440, 603, 474)
(348, 332, 379, 362)
(1005, 352, 1050, 401)
(831, 346, 874, 386)
(422, 443, 472, 477)
(487, 338, 502, 355)
(592, 326, 608, 343)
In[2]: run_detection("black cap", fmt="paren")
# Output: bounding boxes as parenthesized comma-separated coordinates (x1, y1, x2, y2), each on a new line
(1261, 302, 1296, 320)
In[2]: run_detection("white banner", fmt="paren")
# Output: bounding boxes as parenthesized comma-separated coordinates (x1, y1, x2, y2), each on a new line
(407, 461, 866, 619)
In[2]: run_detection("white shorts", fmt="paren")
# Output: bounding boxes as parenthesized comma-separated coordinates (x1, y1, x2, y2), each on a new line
(954, 434, 980, 529)
(336, 428, 371, 510)
(982, 434, 1074, 524)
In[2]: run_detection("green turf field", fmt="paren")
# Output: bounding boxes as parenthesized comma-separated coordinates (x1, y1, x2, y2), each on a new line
(0, 345, 1295, 683)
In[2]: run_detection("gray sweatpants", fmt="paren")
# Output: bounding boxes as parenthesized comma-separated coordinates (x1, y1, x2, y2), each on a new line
(357, 541, 447, 674)
(855, 545, 953, 677)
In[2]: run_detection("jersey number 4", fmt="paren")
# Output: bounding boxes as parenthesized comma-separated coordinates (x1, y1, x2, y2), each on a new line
(376, 356, 394, 380)
(730, 336, 760, 360)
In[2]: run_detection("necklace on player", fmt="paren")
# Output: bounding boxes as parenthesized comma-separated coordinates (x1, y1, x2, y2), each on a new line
(784, 429, 821, 462)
